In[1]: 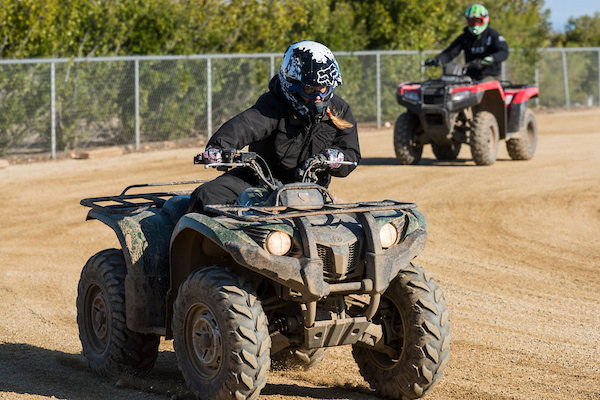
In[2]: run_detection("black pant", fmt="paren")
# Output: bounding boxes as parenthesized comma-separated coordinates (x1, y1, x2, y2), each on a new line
(186, 168, 259, 214)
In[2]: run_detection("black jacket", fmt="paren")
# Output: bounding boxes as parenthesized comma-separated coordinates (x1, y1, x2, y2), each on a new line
(207, 75, 361, 183)
(435, 27, 509, 80)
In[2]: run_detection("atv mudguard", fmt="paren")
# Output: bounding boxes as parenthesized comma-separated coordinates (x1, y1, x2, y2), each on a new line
(85, 207, 176, 335)
(505, 85, 539, 138)
(472, 81, 539, 139)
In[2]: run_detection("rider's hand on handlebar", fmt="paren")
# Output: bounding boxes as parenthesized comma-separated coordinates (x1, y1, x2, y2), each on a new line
(467, 56, 493, 70)
(466, 59, 482, 69)
(480, 56, 494, 67)
(320, 149, 345, 169)
(424, 58, 441, 67)
(201, 147, 222, 164)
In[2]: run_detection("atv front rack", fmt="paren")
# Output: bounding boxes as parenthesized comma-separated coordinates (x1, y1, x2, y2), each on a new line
(80, 180, 205, 214)
(204, 200, 418, 222)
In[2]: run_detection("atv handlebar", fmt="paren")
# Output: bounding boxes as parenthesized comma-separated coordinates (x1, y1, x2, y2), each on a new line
(195, 149, 357, 188)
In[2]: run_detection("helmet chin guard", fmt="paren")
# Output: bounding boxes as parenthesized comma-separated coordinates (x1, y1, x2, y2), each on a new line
(279, 40, 342, 119)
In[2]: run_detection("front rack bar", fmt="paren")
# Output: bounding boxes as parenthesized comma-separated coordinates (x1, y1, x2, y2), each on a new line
(204, 200, 418, 222)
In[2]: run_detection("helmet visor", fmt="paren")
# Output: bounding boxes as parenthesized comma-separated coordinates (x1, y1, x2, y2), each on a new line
(288, 82, 335, 100)
(467, 16, 488, 27)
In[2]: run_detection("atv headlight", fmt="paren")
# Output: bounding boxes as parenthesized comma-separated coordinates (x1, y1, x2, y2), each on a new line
(265, 231, 292, 256)
(451, 90, 470, 102)
(404, 90, 420, 102)
(380, 223, 399, 249)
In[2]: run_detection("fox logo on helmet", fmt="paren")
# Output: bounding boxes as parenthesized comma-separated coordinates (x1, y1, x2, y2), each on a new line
(317, 63, 340, 86)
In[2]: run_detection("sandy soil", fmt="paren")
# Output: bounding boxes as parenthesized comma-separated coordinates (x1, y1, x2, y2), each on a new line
(1, 108, 599, 400)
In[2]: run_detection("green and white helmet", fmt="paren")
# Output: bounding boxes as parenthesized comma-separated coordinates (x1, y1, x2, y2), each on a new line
(465, 4, 489, 35)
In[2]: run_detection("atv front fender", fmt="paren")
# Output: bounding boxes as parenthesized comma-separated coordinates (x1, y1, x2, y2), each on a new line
(358, 209, 427, 293)
(170, 213, 329, 302)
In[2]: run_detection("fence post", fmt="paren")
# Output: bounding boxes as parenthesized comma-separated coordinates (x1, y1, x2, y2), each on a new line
(50, 62, 56, 159)
(535, 61, 539, 108)
(207, 58, 212, 138)
(561, 49, 570, 109)
(270, 56, 275, 80)
(135, 58, 140, 151)
(376, 52, 381, 129)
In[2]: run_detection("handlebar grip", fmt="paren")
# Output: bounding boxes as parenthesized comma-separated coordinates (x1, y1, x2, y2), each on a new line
(325, 160, 358, 166)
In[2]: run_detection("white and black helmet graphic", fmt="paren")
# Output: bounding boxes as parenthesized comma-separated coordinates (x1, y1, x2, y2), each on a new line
(279, 41, 342, 119)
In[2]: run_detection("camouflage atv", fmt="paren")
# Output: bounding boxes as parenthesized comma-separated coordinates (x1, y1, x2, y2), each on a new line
(77, 149, 451, 400)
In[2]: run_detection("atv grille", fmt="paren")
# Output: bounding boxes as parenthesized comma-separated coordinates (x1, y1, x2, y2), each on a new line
(317, 242, 361, 282)
(424, 95, 444, 105)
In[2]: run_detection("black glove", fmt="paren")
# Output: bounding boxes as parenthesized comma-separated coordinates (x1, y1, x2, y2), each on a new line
(480, 55, 494, 67)
(424, 58, 441, 67)
(466, 59, 483, 70)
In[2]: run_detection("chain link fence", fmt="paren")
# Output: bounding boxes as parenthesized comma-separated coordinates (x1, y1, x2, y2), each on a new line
(1, 48, 599, 159)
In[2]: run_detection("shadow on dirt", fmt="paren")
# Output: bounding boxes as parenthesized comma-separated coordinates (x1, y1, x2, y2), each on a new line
(0, 342, 380, 399)
(261, 383, 379, 399)
(359, 156, 514, 167)
(0, 342, 182, 399)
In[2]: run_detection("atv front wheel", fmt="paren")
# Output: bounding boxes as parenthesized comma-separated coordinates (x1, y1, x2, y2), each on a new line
(172, 266, 270, 400)
(352, 263, 451, 399)
(431, 142, 461, 160)
(394, 112, 423, 165)
(470, 110, 499, 165)
(77, 249, 160, 376)
(506, 108, 537, 160)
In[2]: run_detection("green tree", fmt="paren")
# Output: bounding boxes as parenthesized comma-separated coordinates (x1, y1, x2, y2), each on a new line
(550, 12, 600, 47)
(345, 0, 463, 50)
(484, 0, 551, 82)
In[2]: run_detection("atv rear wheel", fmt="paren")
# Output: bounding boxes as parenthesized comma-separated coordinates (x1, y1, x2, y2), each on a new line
(394, 112, 423, 165)
(352, 263, 451, 399)
(506, 108, 537, 160)
(470, 110, 499, 165)
(172, 266, 270, 400)
(77, 249, 160, 376)
(431, 142, 461, 160)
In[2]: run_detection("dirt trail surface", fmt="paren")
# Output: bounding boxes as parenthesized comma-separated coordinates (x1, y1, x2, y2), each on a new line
(1, 108, 599, 400)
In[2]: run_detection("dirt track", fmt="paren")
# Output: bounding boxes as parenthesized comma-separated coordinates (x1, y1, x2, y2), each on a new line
(1, 108, 599, 400)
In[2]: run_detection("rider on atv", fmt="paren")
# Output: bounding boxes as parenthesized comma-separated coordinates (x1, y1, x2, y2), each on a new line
(187, 40, 361, 214)
(425, 4, 509, 82)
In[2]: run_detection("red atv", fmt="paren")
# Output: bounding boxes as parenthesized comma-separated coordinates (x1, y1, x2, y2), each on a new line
(394, 63, 539, 165)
